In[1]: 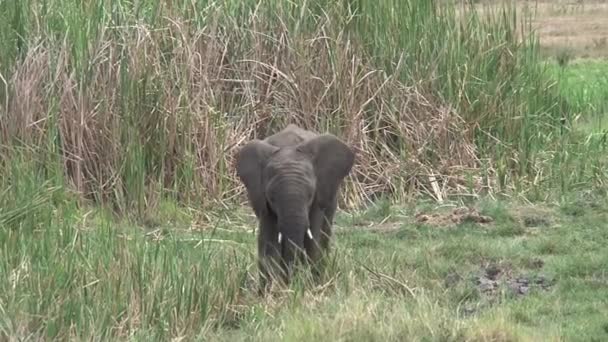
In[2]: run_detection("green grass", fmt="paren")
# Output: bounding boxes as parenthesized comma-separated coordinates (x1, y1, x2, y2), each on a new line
(2, 193, 608, 340)
(546, 58, 608, 133)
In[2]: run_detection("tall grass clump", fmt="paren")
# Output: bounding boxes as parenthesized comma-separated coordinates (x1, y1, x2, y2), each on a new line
(0, 153, 252, 339)
(0, 203, 251, 339)
(0, 0, 603, 214)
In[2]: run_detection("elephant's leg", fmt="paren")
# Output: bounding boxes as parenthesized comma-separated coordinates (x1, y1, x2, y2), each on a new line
(304, 198, 338, 282)
(319, 198, 337, 254)
(257, 213, 281, 295)
(304, 205, 325, 282)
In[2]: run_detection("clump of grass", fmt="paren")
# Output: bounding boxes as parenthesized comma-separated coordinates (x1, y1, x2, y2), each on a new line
(0, 195, 253, 340)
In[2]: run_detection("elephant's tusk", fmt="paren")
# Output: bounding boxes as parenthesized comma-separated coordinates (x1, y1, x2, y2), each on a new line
(307, 229, 313, 239)
(278, 232, 282, 243)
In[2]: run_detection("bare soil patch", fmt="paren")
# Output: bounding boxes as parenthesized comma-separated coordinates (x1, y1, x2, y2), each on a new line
(448, 259, 555, 317)
(476, 0, 608, 58)
(415, 206, 494, 227)
(474, 261, 555, 299)
(533, 5, 608, 58)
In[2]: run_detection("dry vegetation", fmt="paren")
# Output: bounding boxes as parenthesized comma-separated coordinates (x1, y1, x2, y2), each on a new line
(1, 23, 480, 210)
(2, 0, 599, 220)
(0, 2, 482, 214)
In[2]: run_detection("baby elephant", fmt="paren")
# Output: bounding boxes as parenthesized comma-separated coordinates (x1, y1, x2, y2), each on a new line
(235, 124, 355, 294)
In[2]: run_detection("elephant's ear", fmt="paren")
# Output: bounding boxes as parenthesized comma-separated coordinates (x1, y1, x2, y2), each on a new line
(235, 139, 279, 217)
(297, 134, 355, 206)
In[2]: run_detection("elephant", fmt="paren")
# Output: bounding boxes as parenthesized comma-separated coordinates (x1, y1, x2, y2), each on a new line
(235, 124, 355, 294)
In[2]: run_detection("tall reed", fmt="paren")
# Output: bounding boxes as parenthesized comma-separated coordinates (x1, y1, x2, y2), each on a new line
(0, 0, 603, 215)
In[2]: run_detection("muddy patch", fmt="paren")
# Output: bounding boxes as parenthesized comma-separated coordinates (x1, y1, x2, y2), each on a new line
(508, 274, 555, 296)
(474, 262, 555, 299)
(447, 259, 556, 318)
(415, 207, 494, 228)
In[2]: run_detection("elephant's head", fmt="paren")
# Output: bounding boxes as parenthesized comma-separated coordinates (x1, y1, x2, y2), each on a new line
(235, 133, 355, 271)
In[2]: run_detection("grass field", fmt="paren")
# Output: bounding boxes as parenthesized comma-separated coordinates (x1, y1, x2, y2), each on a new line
(2, 193, 608, 340)
(526, 0, 608, 59)
(2, 0, 608, 340)
(546, 59, 608, 133)
(525, 0, 608, 133)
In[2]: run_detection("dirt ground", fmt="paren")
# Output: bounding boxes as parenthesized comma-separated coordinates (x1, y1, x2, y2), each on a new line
(476, 0, 608, 58)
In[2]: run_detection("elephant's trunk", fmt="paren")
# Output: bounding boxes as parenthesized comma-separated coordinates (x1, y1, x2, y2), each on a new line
(275, 199, 310, 283)
(265, 165, 315, 283)
(277, 210, 308, 277)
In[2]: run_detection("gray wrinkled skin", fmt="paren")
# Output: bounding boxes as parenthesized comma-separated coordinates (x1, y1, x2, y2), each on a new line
(235, 124, 355, 294)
